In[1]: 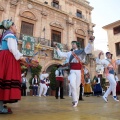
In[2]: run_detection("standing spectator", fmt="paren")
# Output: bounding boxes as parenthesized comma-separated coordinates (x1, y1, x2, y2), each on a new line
(46, 77, 50, 96)
(55, 65, 65, 99)
(21, 72, 28, 96)
(84, 74, 93, 97)
(93, 75, 102, 97)
(115, 73, 120, 95)
(32, 75, 39, 96)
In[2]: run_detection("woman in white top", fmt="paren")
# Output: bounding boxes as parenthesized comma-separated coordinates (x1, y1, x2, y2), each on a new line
(0, 19, 26, 114)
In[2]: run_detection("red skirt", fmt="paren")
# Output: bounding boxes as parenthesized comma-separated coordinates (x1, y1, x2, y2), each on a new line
(0, 50, 21, 103)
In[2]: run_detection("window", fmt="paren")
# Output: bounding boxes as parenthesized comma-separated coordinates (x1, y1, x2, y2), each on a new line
(77, 37, 84, 49)
(76, 10, 82, 18)
(20, 21, 34, 36)
(51, 30, 61, 46)
(51, 0, 61, 9)
(115, 42, 120, 56)
(113, 25, 120, 35)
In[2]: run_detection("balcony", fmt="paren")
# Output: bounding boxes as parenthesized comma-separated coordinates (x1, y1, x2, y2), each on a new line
(51, 2, 61, 10)
(16, 33, 68, 50)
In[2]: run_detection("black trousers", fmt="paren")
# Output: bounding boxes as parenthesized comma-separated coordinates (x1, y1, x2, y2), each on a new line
(21, 83, 27, 96)
(56, 81, 64, 98)
(79, 83, 83, 100)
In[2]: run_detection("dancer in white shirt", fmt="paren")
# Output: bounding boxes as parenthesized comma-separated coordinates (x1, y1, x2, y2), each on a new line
(96, 52, 120, 102)
(55, 36, 95, 107)
(39, 71, 49, 97)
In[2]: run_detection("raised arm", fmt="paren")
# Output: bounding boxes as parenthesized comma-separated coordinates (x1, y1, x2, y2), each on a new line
(56, 48, 70, 58)
(96, 52, 106, 65)
(84, 36, 95, 54)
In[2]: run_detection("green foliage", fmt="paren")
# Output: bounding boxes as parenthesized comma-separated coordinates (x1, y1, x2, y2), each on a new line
(49, 67, 57, 90)
(31, 65, 42, 77)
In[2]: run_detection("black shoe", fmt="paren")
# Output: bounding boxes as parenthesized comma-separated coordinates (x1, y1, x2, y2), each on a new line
(56, 97, 58, 99)
(60, 98, 65, 99)
(79, 99, 84, 101)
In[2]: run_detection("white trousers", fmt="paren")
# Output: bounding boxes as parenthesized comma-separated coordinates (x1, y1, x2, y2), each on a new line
(68, 83, 72, 96)
(104, 74, 117, 97)
(39, 83, 47, 96)
(69, 70, 81, 102)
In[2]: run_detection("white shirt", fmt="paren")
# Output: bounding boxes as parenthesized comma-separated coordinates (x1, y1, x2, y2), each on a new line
(57, 41, 93, 63)
(7, 37, 23, 60)
(86, 78, 91, 84)
(55, 70, 64, 77)
(96, 58, 120, 68)
(115, 75, 119, 82)
(32, 78, 38, 85)
(22, 77, 28, 83)
(40, 73, 49, 80)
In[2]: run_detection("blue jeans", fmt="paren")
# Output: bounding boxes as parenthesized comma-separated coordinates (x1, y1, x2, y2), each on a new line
(33, 86, 38, 96)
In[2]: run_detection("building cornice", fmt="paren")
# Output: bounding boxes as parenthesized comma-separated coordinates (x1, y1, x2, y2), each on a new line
(70, 0, 94, 10)
(103, 20, 120, 29)
(28, 0, 91, 24)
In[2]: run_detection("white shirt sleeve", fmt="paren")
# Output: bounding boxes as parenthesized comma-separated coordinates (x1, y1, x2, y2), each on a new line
(87, 79, 90, 84)
(57, 49, 70, 58)
(7, 38, 23, 60)
(84, 41, 93, 54)
(115, 76, 119, 81)
(55, 70, 59, 77)
(32, 78, 34, 85)
(116, 59, 120, 65)
(97, 78, 100, 84)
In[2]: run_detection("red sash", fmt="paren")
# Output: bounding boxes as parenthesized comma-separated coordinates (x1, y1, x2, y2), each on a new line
(71, 51, 85, 86)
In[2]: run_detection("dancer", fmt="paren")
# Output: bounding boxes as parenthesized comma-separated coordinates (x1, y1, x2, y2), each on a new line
(55, 65, 65, 99)
(46, 77, 50, 96)
(21, 72, 28, 96)
(96, 52, 120, 102)
(39, 71, 49, 97)
(0, 19, 26, 114)
(55, 36, 95, 107)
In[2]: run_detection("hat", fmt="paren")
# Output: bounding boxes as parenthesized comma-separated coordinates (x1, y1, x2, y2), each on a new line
(57, 64, 62, 68)
(106, 52, 112, 55)
(0, 19, 14, 30)
(71, 41, 80, 48)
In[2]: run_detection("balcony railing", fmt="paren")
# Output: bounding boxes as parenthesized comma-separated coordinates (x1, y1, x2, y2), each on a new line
(51, 2, 61, 10)
(16, 33, 68, 50)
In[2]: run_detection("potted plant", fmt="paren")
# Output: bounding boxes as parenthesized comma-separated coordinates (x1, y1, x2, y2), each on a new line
(49, 67, 57, 96)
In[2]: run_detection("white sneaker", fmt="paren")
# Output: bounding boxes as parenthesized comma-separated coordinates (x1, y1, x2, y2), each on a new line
(103, 96, 108, 103)
(43, 95, 46, 97)
(39, 95, 41, 97)
(72, 101, 78, 107)
(113, 96, 119, 102)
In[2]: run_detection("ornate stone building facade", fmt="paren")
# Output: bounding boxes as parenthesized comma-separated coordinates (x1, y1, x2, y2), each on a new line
(0, 0, 95, 75)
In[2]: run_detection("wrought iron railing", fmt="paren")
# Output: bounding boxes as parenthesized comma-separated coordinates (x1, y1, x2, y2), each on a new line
(16, 33, 68, 50)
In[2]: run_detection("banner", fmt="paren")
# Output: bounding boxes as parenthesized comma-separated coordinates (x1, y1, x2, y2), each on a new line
(22, 35, 35, 56)
(53, 43, 63, 60)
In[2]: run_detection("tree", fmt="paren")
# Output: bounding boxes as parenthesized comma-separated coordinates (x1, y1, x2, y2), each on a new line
(49, 67, 57, 90)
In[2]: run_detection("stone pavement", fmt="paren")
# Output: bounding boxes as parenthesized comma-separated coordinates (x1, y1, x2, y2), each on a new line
(0, 96, 120, 120)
